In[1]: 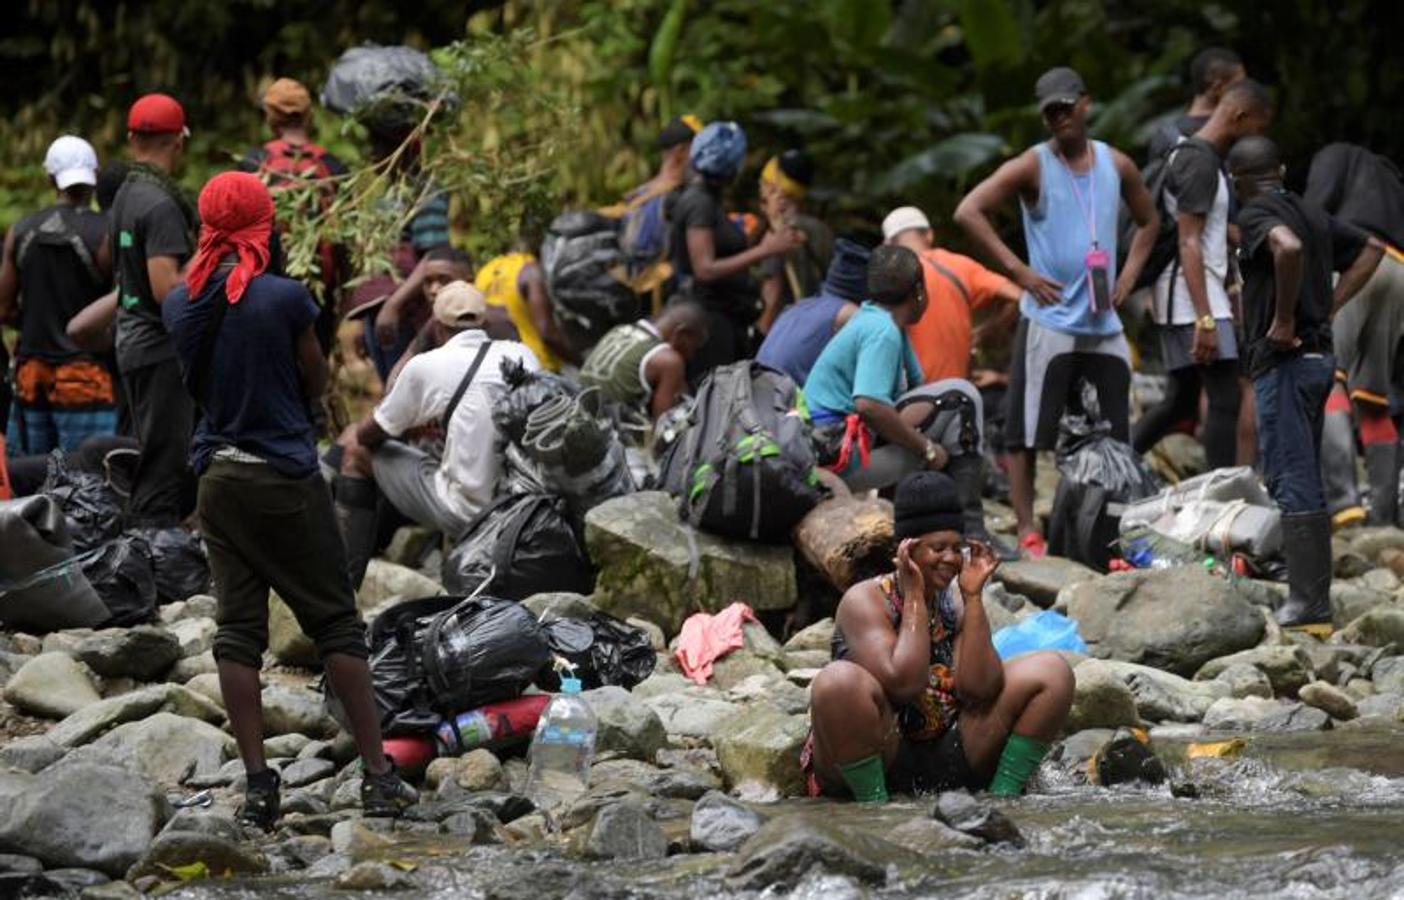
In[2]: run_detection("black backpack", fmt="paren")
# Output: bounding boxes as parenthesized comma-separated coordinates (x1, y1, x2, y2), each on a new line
(539, 210, 641, 355)
(441, 493, 596, 600)
(656, 361, 825, 543)
(329, 593, 551, 736)
(1117, 140, 1219, 293)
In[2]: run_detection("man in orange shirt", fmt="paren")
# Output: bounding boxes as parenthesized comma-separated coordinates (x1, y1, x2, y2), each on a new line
(883, 206, 1022, 383)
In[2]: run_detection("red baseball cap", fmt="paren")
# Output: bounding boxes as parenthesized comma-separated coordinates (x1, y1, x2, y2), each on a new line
(127, 93, 189, 137)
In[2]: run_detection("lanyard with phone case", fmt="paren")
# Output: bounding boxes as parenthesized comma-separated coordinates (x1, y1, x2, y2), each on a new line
(1061, 147, 1113, 313)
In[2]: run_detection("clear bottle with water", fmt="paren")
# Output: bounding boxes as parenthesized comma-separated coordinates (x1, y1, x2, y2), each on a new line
(523, 676, 597, 813)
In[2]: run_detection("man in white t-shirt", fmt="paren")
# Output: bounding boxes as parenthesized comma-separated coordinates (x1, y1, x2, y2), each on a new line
(334, 280, 539, 586)
(1132, 79, 1272, 470)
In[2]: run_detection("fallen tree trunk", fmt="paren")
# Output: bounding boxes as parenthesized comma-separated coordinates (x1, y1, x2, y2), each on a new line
(794, 472, 896, 592)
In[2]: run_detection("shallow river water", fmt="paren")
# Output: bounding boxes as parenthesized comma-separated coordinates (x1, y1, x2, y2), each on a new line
(163, 726, 1404, 900)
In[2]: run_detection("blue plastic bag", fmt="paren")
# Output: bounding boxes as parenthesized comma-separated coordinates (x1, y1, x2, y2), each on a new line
(992, 610, 1087, 660)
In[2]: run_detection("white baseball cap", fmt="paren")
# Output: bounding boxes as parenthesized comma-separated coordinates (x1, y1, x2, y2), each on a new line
(44, 136, 99, 190)
(881, 206, 932, 241)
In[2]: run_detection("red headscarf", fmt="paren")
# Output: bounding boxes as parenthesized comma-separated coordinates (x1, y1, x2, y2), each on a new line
(184, 171, 274, 304)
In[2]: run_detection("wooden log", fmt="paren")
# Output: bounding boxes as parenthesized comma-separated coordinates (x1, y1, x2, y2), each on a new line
(794, 471, 896, 592)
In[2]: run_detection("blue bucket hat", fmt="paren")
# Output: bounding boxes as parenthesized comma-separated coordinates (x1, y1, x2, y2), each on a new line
(690, 121, 747, 180)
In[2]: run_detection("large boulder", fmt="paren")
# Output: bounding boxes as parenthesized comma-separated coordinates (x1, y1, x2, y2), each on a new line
(689, 790, 763, 852)
(54, 712, 234, 786)
(581, 686, 666, 762)
(1065, 568, 1264, 676)
(727, 812, 923, 891)
(0, 764, 168, 876)
(126, 831, 267, 881)
(712, 705, 808, 799)
(583, 802, 667, 861)
(1194, 645, 1315, 696)
(1202, 697, 1332, 733)
(268, 560, 440, 667)
(261, 683, 338, 739)
(584, 492, 797, 636)
(73, 627, 180, 682)
(996, 557, 1097, 608)
(46, 684, 225, 749)
(3, 653, 101, 719)
(643, 693, 740, 740)
(1067, 660, 1141, 731)
(1084, 659, 1228, 723)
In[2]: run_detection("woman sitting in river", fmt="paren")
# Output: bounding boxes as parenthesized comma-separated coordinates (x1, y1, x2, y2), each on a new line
(804, 471, 1074, 801)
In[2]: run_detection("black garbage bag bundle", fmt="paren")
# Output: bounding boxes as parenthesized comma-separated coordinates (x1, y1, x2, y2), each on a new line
(0, 494, 110, 632)
(441, 494, 596, 600)
(321, 44, 446, 137)
(131, 527, 211, 603)
(40, 451, 123, 554)
(493, 357, 580, 446)
(78, 535, 157, 627)
(1048, 381, 1163, 570)
(327, 593, 551, 736)
(537, 612, 657, 692)
(540, 210, 640, 355)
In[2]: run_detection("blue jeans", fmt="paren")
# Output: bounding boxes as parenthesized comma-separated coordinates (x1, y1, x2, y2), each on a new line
(1254, 353, 1334, 515)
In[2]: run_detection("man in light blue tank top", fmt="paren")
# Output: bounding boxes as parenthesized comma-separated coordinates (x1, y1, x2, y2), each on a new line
(954, 67, 1160, 558)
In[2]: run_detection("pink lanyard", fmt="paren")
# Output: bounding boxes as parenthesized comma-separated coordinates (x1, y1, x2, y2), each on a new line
(1057, 144, 1099, 250)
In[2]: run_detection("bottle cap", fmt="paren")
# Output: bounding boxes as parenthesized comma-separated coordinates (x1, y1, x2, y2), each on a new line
(560, 677, 582, 694)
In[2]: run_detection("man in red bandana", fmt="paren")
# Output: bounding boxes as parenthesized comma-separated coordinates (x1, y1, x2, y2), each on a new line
(164, 171, 417, 831)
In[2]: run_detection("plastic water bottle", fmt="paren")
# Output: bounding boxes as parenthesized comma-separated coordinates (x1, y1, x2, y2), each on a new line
(523, 677, 597, 812)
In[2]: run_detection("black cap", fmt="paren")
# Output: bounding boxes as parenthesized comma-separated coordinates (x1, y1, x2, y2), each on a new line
(894, 472, 964, 539)
(1035, 67, 1087, 112)
(656, 117, 699, 150)
(776, 149, 816, 187)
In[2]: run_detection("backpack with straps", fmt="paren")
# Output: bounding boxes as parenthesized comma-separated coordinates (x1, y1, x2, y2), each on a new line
(1117, 139, 1219, 293)
(257, 140, 340, 294)
(656, 360, 826, 543)
(16, 206, 105, 288)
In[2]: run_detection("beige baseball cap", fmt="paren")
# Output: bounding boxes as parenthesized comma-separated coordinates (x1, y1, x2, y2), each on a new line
(432, 280, 488, 328)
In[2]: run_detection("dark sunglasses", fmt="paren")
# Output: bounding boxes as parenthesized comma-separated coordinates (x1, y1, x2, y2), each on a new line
(1043, 100, 1077, 117)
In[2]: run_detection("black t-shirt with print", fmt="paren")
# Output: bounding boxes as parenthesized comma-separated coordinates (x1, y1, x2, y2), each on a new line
(11, 203, 110, 361)
(1237, 190, 1368, 377)
(112, 175, 194, 371)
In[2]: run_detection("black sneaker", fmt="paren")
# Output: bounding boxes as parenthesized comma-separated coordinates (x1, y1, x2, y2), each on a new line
(361, 760, 419, 818)
(238, 768, 281, 832)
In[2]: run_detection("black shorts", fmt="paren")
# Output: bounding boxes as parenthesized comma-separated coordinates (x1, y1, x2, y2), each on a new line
(888, 721, 990, 795)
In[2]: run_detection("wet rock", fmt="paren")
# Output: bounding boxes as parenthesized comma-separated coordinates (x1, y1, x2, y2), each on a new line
(727, 813, 914, 890)
(1067, 568, 1264, 676)
(0, 735, 65, 773)
(0, 854, 43, 874)
(3, 652, 101, 718)
(1090, 728, 1167, 786)
(329, 820, 395, 856)
(1195, 645, 1315, 696)
(79, 881, 143, 900)
(1214, 662, 1275, 699)
(261, 683, 337, 738)
(583, 685, 667, 761)
(585, 492, 798, 636)
(53, 711, 234, 786)
(996, 557, 1097, 608)
(783, 618, 834, 653)
(0, 764, 168, 876)
(643, 767, 722, 800)
(1331, 583, 1395, 628)
(169, 651, 217, 682)
(689, 790, 762, 852)
(725, 673, 810, 715)
(48, 683, 224, 749)
(1090, 659, 1229, 721)
(167, 616, 216, 657)
(1344, 678, 1376, 700)
(431, 792, 535, 825)
(336, 860, 415, 891)
(931, 791, 1024, 846)
(438, 808, 501, 843)
(1067, 660, 1141, 730)
(281, 758, 336, 788)
(160, 808, 241, 842)
(1048, 728, 1115, 778)
(126, 831, 267, 881)
(644, 693, 740, 739)
(73, 626, 180, 681)
(278, 834, 332, 868)
(429, 749, 507, 793)
(1298, 681, 1359, 720)
(1354, 692, 1404, 719)
(707, 651, 788, 692)
(523, 591, 596, 621)
(712, 705, 808, 798)
(1202, 697, 1332, 732)
(886, 817, 984, 854)
(1336, 606, 1404, 647)
(1371, 656, 1404, 694)
(584, 802, 667, 860)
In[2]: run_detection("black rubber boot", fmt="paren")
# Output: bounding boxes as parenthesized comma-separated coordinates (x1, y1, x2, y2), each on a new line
(1275, 510, 1333, 629)
(947, 454, 1018, 561)
(1320, 407, 1365, 530)
(334, 475, 379, 590)
(1364, 442, 1399, 527)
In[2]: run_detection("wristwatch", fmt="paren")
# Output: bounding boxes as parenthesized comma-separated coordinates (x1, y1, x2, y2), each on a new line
(1195, 314, 1216, 332)
(924, 441, 940, 463)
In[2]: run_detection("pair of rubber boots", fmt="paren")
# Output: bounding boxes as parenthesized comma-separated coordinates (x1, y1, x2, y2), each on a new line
(1275, 510, 1334, 629)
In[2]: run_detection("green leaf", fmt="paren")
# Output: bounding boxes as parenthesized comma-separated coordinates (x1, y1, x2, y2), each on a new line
(875, 132, 1006, 193)
(820, 0, 892, 54)
(958, 0, 1024, 69)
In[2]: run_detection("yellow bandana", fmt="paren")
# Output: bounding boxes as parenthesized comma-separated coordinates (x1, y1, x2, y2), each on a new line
(761, 156, 807, 199)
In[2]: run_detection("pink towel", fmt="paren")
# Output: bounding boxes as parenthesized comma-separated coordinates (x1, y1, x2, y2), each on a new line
(674, 602, 759, 685)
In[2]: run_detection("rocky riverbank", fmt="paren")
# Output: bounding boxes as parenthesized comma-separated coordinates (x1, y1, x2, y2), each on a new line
(3, 509, 1404, 897)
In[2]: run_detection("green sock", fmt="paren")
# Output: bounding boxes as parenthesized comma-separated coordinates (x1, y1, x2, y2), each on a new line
(838, 754, 889, 803)
(988, 734, 1051, 797)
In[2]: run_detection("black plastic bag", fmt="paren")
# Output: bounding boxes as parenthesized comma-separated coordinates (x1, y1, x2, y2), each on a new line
(0, 495, 111, 632)
(132, 527, 210, 603)
(442, 494, 596, 600)
(493, 358, 580, 446)
(320, 44, 445, 135)
(78, 536, 157, 627)
(40, 451, 123, 554)
(538, 612, 657, 692)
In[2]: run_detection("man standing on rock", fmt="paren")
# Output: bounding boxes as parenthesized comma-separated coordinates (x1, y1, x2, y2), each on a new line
(163, 171, 416, 829)
(804, 472, 1074, 800)
(955, 67, 1159, 558)
(1229, 136, 1383, 628)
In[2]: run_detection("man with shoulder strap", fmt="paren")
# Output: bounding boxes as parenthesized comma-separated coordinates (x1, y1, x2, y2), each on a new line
(883, 206, 1023, 384)
(335, 281, 540, 586)
(111, 93, 198, 526)
(0, 135, 117, 455)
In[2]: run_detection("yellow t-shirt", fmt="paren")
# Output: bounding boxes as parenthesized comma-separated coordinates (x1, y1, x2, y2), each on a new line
(475, 252, 562, 372)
